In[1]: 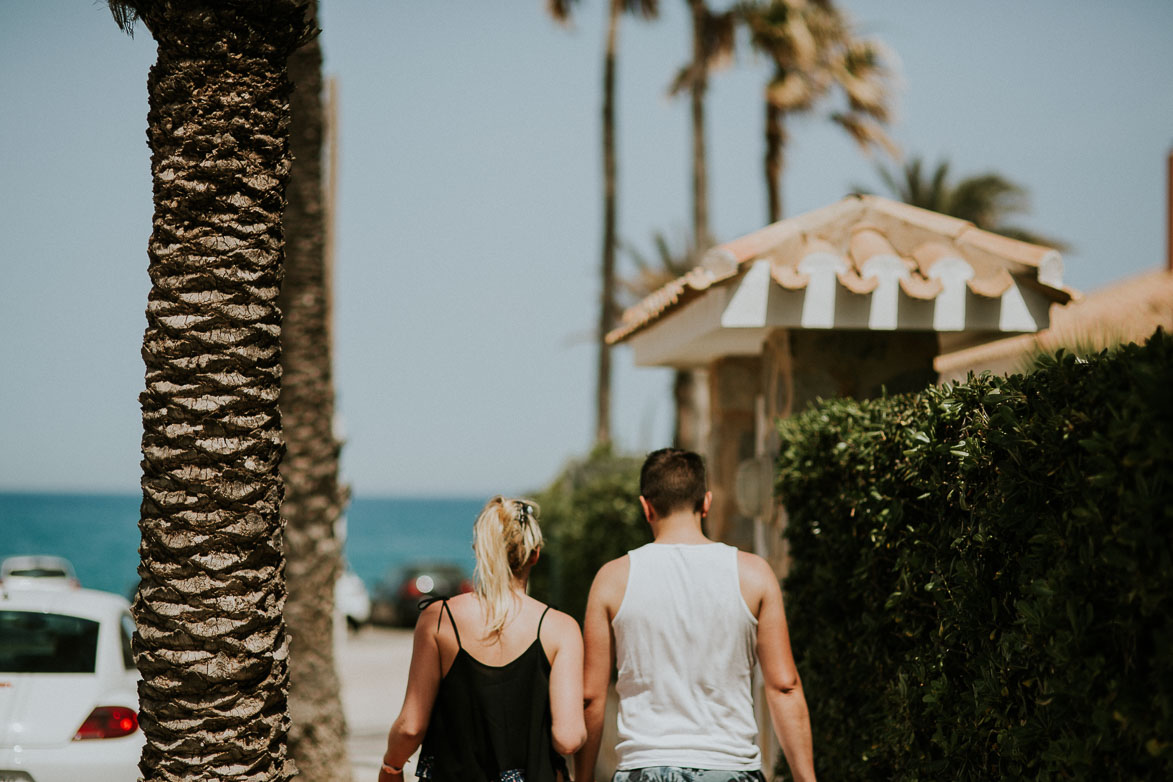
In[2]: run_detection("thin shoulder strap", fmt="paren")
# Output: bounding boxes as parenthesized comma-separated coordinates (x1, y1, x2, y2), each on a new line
(442, 599, 463, 649)
(536, 604, 552, 641)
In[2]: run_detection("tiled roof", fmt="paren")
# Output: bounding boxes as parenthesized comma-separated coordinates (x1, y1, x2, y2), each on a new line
(607, 194, 1074, 344)
(935, 268, 1173, 381)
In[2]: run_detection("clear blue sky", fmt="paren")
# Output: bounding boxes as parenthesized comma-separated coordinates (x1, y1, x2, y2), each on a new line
(2, 1, 1170, 497)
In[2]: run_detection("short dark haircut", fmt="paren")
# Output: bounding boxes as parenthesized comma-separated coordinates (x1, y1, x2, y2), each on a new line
(640, 448, 707, 518)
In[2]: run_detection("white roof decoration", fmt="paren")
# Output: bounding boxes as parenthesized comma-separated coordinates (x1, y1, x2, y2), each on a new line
(608, 195, 1075, 367)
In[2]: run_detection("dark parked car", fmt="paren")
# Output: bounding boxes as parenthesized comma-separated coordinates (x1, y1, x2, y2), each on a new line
(370, 562, 472, 627)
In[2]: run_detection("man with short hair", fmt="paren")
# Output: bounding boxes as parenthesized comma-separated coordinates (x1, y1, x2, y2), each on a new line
(575, 448, 816, 782)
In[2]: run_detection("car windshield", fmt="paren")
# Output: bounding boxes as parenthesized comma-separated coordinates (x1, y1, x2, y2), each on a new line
(0, 610, 100, 673)
(6, 568, 69, 579)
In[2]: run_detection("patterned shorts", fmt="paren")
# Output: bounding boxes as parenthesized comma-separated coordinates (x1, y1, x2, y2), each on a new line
(612, 768, 766, 782)
(414, 755, 526, 781)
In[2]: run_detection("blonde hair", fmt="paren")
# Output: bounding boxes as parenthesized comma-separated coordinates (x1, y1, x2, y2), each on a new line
(472, 495, 543, 635)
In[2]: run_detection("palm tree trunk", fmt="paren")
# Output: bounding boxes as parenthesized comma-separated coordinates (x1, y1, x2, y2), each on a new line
(765, 99, 785, 223)
(131, 4, 311, 780)
(688, 0, 711, 252)
(673, 369, 700, 451)
(281, 3, 351, 779)
(595, 0, 621, 448)
(675, 0, 711, 453)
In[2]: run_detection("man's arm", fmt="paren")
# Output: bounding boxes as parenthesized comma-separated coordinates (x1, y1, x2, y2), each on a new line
(742, 553, 817, 782)
(574, 556, 627, 782)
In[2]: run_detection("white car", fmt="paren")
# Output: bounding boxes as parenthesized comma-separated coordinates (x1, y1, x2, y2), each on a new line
(337, 569, 371, 631)
(0, 587, 142, 782)
(0, 557, 79, 591)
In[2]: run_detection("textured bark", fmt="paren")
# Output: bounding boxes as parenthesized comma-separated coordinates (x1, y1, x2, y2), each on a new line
(672, 368, 700, 451)
(281, 3, 351, 779)
(764, 100, 785, 224)
(132, 3, 311, 781)
(595, 1, 621, 448)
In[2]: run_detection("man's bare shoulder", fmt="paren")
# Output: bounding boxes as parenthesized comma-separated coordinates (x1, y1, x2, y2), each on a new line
(736, 550, 777, 583)
(737, 550, 782, 615)
(590, 554, 630, 607)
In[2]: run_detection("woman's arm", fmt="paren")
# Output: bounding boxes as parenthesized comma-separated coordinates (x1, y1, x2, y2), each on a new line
(546, 610, 587, 756)
(379, 602, 444, 780)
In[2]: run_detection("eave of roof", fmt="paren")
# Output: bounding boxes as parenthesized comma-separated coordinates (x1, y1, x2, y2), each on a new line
(608, 194, 1074, 345)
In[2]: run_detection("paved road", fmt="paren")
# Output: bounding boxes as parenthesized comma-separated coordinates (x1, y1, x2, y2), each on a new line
(339, 625, 417, 780)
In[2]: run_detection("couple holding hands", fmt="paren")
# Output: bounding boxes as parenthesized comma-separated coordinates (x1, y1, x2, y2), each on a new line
(379, 449, 816, 782)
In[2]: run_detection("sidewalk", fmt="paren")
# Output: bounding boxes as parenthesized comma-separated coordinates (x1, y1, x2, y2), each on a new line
(339, 625, 416, 780)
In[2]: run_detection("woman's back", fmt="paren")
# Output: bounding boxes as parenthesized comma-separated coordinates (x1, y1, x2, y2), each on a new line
(435, 592, 552, 672)
(379, 496, 584, 782)
(416, 594, 575, 782)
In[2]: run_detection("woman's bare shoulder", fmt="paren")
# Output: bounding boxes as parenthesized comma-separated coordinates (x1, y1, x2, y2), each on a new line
(540, 604, 581, 633)
(535, 604, 582, 654)
(444, 591, 482, 623)
(415, 597, 446, 635)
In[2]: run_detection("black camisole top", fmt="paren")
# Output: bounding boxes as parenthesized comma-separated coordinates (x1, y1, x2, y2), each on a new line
(414, 599, 568, 782)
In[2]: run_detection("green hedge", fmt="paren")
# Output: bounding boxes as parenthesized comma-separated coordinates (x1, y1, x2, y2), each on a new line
(775, 331, 1173, 781)
(529, 446, 650, 622)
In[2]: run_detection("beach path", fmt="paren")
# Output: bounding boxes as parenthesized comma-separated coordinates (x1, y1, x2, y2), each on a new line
(340, 625, 416, 778)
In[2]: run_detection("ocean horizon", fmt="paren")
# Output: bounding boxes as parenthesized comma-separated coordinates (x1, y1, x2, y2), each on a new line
(1, 490, 483, 598)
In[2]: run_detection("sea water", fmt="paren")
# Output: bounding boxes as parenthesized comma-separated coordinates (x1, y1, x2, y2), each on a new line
(0, 492, 481, 597)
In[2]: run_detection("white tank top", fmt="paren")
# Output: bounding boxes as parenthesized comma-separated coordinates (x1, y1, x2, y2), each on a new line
(611, 542, 761, 771)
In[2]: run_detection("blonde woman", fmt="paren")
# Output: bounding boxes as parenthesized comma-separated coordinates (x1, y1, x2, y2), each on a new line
(379, 497, 586, 782)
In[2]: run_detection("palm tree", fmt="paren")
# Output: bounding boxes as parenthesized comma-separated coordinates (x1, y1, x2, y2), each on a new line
(740, 0, 897, 222)
(109, 2, 313, 779)
(666, 1, 735, 451)
(670, 0, 736, 252)
(280, 2, 350, 779)
(548, 0, 659, 448)
(869, 157, 1068, 249)
(619, 232, 696, 308)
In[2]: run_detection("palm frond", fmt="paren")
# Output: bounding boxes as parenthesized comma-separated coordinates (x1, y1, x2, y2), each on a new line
(946, 173, 1027, 228)
(618, 230, 696, 304)
(546, 0, 579, 23)
(668, 62, 698, 96)
(782, 10, 818, 69)
(107, 0, 143, 35)
(874, 161, 904, 202)
(831, 112, 897, 157)
(833, 39, 895, 122)
(804, 1, 846, 44)
(701, 9, 737, 71)
(741, 0, 898, 164)
(740, 0, 816, 71)
(870, 155, 1070, 250)
(767, 69, 815, 111)
(623, 0, 660, 19)
(904, 158, 924, 205)
(621, 238, 655, 277)
(928, 160, 950, 208)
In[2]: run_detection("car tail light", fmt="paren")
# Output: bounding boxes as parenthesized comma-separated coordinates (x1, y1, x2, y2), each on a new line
(459, 579, 473, 593)
(401, 580, 422, 598)
(74, 706, 139, 740)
